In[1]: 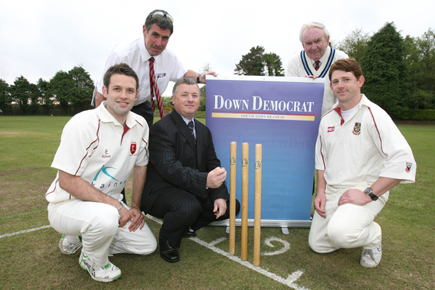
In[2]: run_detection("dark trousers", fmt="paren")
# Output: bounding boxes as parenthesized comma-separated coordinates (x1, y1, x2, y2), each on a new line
(131, 100, 154, 129)
(148, 188, 240, 248)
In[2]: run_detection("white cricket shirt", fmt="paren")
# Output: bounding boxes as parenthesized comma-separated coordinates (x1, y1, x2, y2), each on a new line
(46, 102, 149, 203)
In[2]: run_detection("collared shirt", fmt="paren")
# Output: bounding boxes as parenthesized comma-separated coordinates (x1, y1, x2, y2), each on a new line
(315, 94, 416, 187)
(311, 52, 327, 67)
(95, 36, 186, 106)
(180, 114, 196, 139)
(45, 102, 149, 203)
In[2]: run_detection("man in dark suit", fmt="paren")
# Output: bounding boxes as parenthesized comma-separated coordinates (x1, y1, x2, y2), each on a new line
(141, 78, 240, 263)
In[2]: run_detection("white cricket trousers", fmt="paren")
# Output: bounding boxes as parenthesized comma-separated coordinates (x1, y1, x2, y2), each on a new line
(48, 199, 157, 267)
(308, 182, 388, 253)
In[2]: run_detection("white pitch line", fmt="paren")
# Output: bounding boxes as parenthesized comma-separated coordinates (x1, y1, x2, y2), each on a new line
(2, 217, 308, 289)
(208, 236, 227, 247)
(262, 236, 291, 256)
(145, 215, 308, 289)
(0, 225, 51, 239)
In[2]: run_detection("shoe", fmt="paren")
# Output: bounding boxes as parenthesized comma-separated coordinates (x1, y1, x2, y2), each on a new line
(79, 251, 121, 282)
(182, 227, 196, 238)
(159, 238, 180, 263)
(360, 243, 382, 268)
(59, 235, 82, 255)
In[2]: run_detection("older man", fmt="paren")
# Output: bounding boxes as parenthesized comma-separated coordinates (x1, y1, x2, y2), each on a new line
(93, 9, 216, 128)
(141, 78, 240, 263)
(310, 59, 416, 268)
(287, 22, 348, 115)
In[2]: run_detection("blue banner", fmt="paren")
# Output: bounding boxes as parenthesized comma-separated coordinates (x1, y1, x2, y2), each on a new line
(206, 76, 324, 227)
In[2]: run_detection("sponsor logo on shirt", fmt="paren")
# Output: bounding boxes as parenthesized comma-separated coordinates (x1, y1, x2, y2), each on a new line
(405, 162, 412, 173)
(327, 126, 335, 133)
(157, 73, 166, 79)
(90, 165, 127, 190)
(102, 149, 111, 158)
(353, 122, 361, 135)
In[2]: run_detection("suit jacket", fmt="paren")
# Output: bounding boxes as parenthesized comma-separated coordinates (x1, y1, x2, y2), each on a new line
(141, 109, 229, 214)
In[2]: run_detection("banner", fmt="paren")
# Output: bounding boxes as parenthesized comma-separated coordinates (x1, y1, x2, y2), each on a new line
(206, 76, 324, 228)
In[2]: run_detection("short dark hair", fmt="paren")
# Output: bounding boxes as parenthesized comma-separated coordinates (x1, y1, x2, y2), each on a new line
(103, 63, 139, 90)
(145, 9, 174, 35)
(172, 78, 198, 96)
(329, 58, 363, 80)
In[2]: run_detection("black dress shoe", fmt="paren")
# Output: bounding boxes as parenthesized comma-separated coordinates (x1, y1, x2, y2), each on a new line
(182, 227, 196, 238)
(159, 238, 180, 263)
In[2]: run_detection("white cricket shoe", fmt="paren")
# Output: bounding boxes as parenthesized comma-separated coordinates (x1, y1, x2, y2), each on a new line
(59, 235, 82, 255)
(79, 251, 121, 282)
(360, 243, 382, 268)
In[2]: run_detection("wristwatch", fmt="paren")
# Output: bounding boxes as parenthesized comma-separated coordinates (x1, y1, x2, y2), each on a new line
(364, 187, 378, 201)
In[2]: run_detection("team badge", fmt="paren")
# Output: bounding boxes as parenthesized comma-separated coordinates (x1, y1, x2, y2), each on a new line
(405, 162, 412, 173)
(130, 142, 137, 154)
(353, 122, 361, 135)
(327, 126, 335, 133)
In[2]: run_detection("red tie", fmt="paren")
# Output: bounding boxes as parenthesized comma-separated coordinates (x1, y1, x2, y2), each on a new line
(149, 57, 165, 118)
(314, 61, 320, 71)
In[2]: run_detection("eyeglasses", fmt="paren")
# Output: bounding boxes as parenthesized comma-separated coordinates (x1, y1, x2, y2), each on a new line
(151, 11, 173, 23)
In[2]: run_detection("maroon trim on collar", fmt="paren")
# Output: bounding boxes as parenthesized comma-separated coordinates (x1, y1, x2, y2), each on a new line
(333, 107, 344, 125)
(121, 124, 130, 144)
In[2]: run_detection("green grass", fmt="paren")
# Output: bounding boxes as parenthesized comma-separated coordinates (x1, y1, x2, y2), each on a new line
(0, 116, 434, 289)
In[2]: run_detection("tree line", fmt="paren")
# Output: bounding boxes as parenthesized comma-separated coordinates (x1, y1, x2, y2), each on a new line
(0, 66, 94, 115)
(1, 22, 433, 119)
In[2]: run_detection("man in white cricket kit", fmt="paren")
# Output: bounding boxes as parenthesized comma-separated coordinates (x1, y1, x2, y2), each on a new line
(287, 22, 348, 116)
(309, 58, 416, 268)
(46, 63, 156, 282)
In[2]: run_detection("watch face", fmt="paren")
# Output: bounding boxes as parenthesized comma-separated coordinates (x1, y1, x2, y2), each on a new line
(365, 187, 372, 194)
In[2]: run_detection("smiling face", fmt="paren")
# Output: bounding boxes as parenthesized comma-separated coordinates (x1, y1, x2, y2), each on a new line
(301, 27, 330, 61)
(330, 70, 365, 110)
(143, 23, 171, 56)
(103, 74, 138, 124)
(172, 83, 200, 120)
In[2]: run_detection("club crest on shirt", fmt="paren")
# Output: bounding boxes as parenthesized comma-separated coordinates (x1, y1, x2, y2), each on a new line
(405, 162, 412, 173)
(327, 126, 335, 133)
(157, 73, 166, 79)
(353, 122, 361, 135)
(130, 142, 137, 155)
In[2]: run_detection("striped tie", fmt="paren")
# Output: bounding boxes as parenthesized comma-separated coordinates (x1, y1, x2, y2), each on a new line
(314, 61, 320, 71)
(149, 57, 165, 118)
(188, 120, 196, 143)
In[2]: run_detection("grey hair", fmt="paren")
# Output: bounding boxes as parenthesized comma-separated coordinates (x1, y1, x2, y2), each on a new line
(172, 78, 198, 96)
(145, 9, 174, 35)
(299, 22, 330, 42)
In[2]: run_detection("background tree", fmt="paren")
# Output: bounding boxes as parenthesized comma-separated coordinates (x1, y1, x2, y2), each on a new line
(198, 63, 214, 111)
(11, 76, 34, 115)
(68, 66, 94, 111)
(337, 28, 371, 62)
(235, 46, 266, 75)
(162, 97, 174, 112)
(49, 71, 72, 113)
(28, 83, 40, 115)
(264, 53, 285, 76)
(0, 79, 11, 114)
(360, 22, 410, 118)
(235, 46, 285, 77)
(404, 28, 435, 109)
(37, 78, 52, 114)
